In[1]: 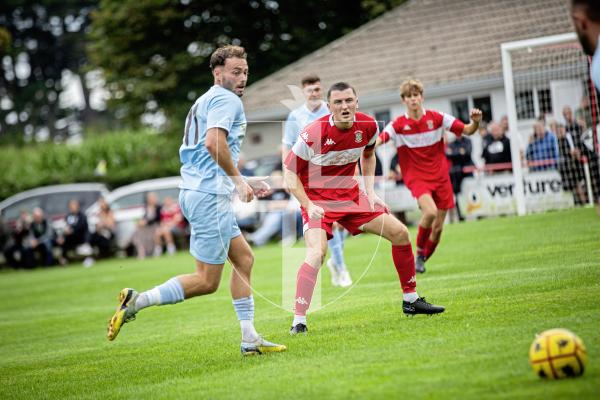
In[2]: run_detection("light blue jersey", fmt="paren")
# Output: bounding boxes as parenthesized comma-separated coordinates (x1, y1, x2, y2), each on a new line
(179, 85, 247, 195)
(282, 102, 329, 149)
(592, 35, 600, 91)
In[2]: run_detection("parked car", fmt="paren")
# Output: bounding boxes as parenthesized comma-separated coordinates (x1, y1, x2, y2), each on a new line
(86, 177, 183, 250)
(0, 183, 109, 236)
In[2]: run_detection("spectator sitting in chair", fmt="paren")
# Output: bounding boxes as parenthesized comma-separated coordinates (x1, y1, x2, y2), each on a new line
(25, 207, 54, 267)
(90, 197, 116, 259)
(154, 196, 184, 256)
(3, 210, 31, 269)
(56, 199, 89, 265)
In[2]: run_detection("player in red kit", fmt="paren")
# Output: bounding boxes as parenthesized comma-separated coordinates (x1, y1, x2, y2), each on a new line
(284, 82, 445, 335)
(378, 79, 482, 273)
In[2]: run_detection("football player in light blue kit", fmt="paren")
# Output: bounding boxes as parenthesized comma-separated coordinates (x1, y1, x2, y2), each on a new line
(571, 0, 600, 90)
(107, 45, 286, 356)
(282, 74, 353, 287)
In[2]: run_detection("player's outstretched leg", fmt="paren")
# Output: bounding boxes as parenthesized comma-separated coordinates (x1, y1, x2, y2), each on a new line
(106, 276, 186, 341)
(363, 213, 445, 316)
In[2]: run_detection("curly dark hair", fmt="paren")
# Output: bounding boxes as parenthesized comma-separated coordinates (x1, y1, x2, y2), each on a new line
(209, 45, 247, 70)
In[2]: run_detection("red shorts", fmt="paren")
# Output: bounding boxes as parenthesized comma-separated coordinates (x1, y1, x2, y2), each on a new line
(300, 191, 386, 240)
(407, 178, 455, 210)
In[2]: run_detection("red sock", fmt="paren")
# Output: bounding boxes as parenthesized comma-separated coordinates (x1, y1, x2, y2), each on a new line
(391, 244, 417, 293)
(423, 238, 439, 259)
(416, 226, 432, 256)
(294, 263, 320, 316)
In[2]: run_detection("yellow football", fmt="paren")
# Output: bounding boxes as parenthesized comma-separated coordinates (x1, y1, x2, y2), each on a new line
(529, 328, 587, 379)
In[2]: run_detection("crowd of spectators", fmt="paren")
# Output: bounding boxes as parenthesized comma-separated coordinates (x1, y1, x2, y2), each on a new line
(1, 200, 99, 269)
(1, 192, 189, 269)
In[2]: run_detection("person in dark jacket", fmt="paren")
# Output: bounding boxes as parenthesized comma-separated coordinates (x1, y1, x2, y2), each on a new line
(3, 210, 31, 268)
(24, 207, 54, 267)
(56, 199, 89, 265)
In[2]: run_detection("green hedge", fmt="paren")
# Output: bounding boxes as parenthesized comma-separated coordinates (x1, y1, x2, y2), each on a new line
(0, 130, 182, 201)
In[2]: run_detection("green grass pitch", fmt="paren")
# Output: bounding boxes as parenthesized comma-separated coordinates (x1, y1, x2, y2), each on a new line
(1, 208, 599, 399)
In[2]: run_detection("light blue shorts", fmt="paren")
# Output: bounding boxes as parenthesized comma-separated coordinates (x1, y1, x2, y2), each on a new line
(179, 189, 241, 265)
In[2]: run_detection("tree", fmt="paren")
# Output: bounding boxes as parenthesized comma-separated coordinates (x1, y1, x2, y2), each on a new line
(0, 1, 105, 141)
(87, 0, 406, 131)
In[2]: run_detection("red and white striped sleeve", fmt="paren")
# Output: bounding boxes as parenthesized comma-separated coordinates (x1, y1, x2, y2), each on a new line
(379, 120, 395, 144)
(441, 112, 465, 136)
(284, 129, 314, 174)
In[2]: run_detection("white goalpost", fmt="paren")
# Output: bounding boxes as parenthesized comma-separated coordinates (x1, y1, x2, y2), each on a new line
(501, 32, 599, 216)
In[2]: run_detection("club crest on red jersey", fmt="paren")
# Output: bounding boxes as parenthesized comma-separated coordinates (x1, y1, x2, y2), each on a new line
(426, 120, 434, 130)
(355, 130, 363, 143)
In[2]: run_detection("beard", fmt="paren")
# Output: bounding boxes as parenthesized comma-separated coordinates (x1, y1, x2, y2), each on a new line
(576, 30, 595, 56)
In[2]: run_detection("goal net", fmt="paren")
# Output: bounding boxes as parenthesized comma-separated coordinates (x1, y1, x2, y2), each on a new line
(501, 33, 599, 215)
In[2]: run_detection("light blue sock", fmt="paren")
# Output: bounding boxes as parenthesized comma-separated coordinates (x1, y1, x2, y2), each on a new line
(233, 296, 258, 341)
(134, 277, 184, 311)
(328, 229, 346, 271)
(233, 295, 255, 321)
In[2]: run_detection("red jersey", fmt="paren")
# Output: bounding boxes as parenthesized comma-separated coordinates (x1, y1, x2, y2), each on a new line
(379, 109, 464, 185)
(284, 112, 379, 202)
(160, 203, 184, 228)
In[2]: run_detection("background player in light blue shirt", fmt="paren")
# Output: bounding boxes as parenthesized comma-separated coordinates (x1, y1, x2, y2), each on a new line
(282, 74, 353, 287)
(107, 45, 286, 356)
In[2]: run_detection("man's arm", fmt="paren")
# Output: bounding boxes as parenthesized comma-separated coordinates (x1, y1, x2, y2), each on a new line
(361, 146, 388, 211)
(281, 114, 298, 163)
(283, 167, 310, 209)
(462, 108, 483, 136)
(205, 127, 253, 201)
(360, 147, 377, 195)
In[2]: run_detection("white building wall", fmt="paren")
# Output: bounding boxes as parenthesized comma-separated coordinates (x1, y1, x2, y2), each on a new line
(242, 121, 285, 159)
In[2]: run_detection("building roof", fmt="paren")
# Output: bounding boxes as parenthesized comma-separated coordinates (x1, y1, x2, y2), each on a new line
(243, 0, 574, 118)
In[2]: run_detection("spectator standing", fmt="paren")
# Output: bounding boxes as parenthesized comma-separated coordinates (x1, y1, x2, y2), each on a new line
(554, 123, 587, 205)
(526, 122, 559, 171)
(482, 122, 512, 173)
(445, 133, 474, 221)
